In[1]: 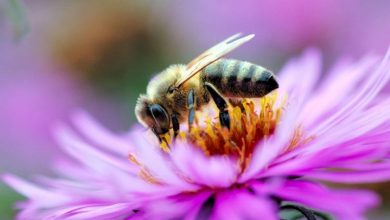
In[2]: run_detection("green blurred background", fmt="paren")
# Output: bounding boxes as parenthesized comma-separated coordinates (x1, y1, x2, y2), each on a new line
(1, 0, 390, 218)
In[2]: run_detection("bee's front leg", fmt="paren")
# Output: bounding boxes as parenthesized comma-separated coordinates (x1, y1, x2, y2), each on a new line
(172, 113, 180, 139)
(187, 89, 196, 130)
(204, 83, 230, 129)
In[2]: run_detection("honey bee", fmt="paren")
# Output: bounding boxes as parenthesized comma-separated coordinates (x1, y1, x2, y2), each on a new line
(135, 34, 278, 141)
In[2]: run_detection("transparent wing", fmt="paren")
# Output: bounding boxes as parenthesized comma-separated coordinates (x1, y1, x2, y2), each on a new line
(175, 33, 255, 87)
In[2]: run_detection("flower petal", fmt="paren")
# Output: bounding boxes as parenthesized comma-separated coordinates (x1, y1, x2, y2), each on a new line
(143, 191, 212, 220)
(54, 123, 137, 174)
(306, 99, 390, 153)
(304, 169, 390, 184)
(211, 190, 278, 220)
(170, 143, 238, 187)
(2, 174, 71, 207)
(130, 131, 195, 189)
(301, 55, 379, 128)
(273, 180, 379, 220)
(70, 110, 135, 155)
(309, 47, 390, 138)
(56, 203, 133, 220)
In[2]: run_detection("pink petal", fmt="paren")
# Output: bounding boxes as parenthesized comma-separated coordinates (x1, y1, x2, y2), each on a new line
(306, 99, 390, 153)
(55, 203, 133, 219)
(53, 126, 172, 198)
(70, 110, 135, 155)
(130, 131, 195, 189)
(263, 140, 389, 178)
(170, 143, 238, 187)
(301, 55, 379, 128)
(304, 169, 390, 183)
(273, 180, 379, 219)
(309, 47, 390, 138)
(144, 191, 212, 220)
(211, 190, 278, 220)
(2, 174, 71, 207)
(54, 124, 137, 173)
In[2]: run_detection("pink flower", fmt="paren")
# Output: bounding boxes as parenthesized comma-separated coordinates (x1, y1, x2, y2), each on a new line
(0, 38, 80, 174)
(4, 48, 390, 219)
(164, 0, 390, 58)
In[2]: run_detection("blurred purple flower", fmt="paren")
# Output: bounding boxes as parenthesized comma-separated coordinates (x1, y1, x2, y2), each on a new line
(0, 14, 130, 176)
(0, 38, 81, 174)
(3, 48, 390, 219)
(164, 0, 390, 61)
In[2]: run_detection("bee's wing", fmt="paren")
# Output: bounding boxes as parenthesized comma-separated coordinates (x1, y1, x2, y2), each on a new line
(175, 33, 255, 87)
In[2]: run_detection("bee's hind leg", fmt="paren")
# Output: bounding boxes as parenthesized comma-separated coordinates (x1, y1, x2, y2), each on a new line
(172, 113, 180, 139)
(187, 89, 196, 130)
(204, 83, 230, 129)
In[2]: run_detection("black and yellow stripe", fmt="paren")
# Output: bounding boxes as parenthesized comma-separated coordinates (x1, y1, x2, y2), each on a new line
(202, 59, 278, 97)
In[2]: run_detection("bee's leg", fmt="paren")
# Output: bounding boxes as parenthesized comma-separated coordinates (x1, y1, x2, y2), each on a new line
(172, 113, 180, 139)
(187, 89, 196, 130)
(204, 82, 230, 129)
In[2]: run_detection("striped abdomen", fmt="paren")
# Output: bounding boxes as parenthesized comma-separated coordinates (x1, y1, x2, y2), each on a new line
(201, 59, 278, 97)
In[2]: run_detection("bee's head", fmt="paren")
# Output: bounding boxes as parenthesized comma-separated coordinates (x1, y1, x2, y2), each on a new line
(135, 95, 170, 136)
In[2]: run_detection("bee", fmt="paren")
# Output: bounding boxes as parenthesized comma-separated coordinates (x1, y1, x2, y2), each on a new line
(135, 34, 278, 141)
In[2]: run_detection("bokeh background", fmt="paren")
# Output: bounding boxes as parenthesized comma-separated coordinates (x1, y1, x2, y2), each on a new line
(0, 0, 389, 219)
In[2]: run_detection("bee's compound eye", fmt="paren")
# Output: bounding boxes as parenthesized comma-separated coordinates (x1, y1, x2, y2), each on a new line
(149, 104, 170, 134)
(149, 104, 169, 121)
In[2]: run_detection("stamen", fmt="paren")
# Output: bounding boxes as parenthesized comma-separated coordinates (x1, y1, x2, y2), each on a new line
(128, 154, 162, 184)
(286, 125, 316, 152)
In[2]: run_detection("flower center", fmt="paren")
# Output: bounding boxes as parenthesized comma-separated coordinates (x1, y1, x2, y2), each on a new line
(163, 92, 286, 170)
